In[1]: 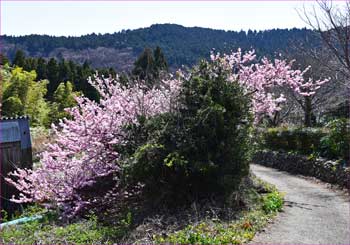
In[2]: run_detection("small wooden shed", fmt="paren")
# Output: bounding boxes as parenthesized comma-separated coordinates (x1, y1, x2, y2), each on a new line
(0, 116, 32, 215)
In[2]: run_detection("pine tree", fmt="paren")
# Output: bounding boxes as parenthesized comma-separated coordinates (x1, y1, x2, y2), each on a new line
(13, 50, 26, 68)
(23, 57, 38, 72)
(154, 46, 168, 72)
(132, 47, 169, 87)
(46, 58, 59, 98)
(132, 47, 155, 83)
(36, 57, 47, 80)
(58, 59, 72, 82)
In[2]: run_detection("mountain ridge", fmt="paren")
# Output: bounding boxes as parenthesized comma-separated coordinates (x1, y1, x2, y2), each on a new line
(0, 24, 320, 71)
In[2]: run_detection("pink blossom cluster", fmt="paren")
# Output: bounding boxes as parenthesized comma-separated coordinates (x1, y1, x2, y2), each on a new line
(6, 75, 181, 216)
(210, 49, 329, 122)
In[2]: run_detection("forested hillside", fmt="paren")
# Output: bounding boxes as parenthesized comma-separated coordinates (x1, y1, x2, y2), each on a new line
(1, 24, 321, 71)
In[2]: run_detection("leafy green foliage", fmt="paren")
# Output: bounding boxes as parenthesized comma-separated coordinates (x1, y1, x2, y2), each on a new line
(48, 81, 79, 125)
(1, 66, 50, 126)
(25, 79, 50, 126)
(319, 119, 350, 161)
(0, 63, 83, 127)
(2, 96, 23, 115)
(262, 191, 284, 213)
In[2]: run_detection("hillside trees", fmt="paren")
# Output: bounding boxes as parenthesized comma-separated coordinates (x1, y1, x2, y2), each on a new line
(1, 25, 321, 69)
(7, 50, 112, 101)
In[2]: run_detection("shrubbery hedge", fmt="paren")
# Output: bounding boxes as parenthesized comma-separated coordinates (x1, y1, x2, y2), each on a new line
(261, 127, 326, 154)
(260, 119, 349, 162)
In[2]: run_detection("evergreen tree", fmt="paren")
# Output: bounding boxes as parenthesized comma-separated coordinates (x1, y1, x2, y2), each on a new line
(58, 59, 72, 82)
(132, 47, 155, 82)
(46, 58, 59, 98)
(36, 57, 47, 80)
(132, 47, 169, 87)
(23, 57, 38, 72)
(68, 60, 77, 83)
(74, 61, 99, 101)
(12, 50, 26, 68)
(154, 46, 168, 72)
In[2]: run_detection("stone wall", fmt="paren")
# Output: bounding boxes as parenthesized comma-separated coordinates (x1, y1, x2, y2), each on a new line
(253, 150, 350, 189)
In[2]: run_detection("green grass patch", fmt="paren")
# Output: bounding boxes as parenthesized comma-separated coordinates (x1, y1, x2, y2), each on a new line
(0, 209, 132, 244)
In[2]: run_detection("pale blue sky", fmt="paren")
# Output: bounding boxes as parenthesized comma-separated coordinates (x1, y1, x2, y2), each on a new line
(2, 1, 323, 36)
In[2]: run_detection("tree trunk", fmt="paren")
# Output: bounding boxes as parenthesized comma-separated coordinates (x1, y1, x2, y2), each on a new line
(304, 96, 313, 127)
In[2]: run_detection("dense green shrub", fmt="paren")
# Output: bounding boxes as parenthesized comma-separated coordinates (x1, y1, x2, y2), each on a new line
(123, 60, 252, 204)
(262, 127, 326, 155)
(319, 119, 349, 161)
(261, 120, 349, 162)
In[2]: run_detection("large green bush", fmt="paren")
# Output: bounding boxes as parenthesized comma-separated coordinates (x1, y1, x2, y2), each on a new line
(319, 119, 349, 161)
(123, 60, 252, 204)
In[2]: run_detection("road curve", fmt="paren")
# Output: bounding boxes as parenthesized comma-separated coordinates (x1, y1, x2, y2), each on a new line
(250, 164, 350, 244)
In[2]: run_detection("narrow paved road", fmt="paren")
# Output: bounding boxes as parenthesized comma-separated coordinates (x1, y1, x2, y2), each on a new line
(250, 164, 350, 244)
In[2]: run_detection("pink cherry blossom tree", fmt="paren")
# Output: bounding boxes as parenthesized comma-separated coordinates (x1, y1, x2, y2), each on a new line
(6, 75, 181, 217)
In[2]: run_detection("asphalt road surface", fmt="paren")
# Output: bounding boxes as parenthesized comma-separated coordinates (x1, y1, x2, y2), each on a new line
(250, 164, 350, 244)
